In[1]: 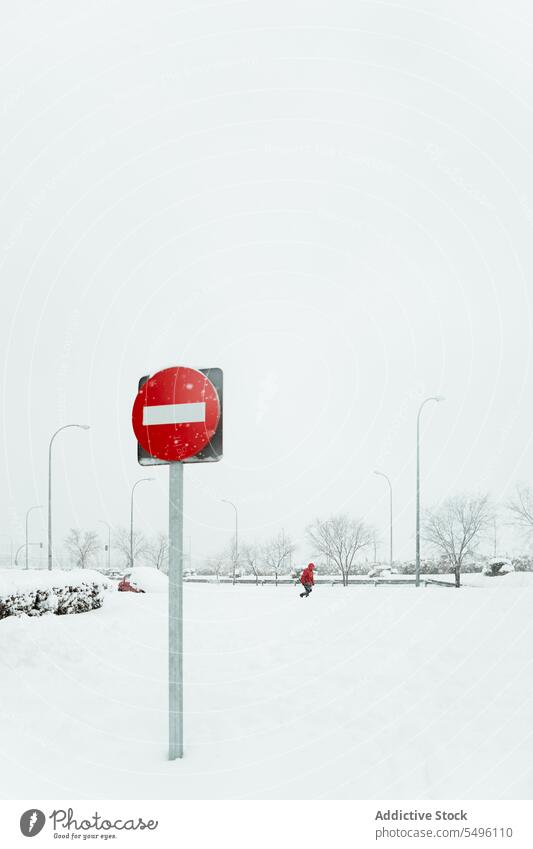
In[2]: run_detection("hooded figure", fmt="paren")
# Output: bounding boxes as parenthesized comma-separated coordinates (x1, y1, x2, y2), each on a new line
(299, 563, 315, 598)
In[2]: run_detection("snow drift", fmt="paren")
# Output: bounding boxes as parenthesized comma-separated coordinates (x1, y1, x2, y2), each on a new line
(125, 567, 168, 593)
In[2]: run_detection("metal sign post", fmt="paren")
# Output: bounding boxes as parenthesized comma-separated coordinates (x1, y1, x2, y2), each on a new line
(132, 365, 223, 761)
(169, 461, 184, 760)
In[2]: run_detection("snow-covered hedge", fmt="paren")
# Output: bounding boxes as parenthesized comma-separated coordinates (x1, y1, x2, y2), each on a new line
(0, 570, 109, 620)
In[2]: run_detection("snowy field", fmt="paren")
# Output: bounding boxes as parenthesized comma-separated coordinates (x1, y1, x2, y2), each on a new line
(1, 580, 532, 800)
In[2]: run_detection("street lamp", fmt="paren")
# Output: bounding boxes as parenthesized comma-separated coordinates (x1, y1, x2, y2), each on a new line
(374, 471, 393, 570)
(98, 519, 112, 571)
(48, 424, 90, 570)
(15, 542, 42, 567)
(130, 478, 154, 569)
(221, 499, 238, 585)
(26, 505, 43, 570)
(415, 396, 445, 587)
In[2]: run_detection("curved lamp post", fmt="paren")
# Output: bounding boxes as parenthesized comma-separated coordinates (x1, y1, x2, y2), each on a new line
(374, 471, 393, 570)
(416, 396, 445, 586)
(15, 542, 42, 567)
(130, 478, 154, 569)
(221, 499, 238, 585)
(48, 424, 90, 570)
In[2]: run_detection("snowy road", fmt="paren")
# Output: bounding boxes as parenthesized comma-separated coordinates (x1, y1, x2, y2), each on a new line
(1, 582, 532, 799)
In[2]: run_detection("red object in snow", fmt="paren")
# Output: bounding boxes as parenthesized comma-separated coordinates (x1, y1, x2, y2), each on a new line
(300, 563, 315, 585)
(118, 577, 145, 593)
(132, 366, 221, 463)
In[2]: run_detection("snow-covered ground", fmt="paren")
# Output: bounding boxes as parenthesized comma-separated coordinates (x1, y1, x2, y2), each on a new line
(427, 572, 532, 589)
(1, 580, 532, 800)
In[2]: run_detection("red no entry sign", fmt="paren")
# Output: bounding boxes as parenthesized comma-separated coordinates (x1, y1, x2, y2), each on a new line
(132, 366, 221, 462)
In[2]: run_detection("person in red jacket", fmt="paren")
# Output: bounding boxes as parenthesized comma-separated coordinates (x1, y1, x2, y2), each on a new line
(299, 562, 315, 598)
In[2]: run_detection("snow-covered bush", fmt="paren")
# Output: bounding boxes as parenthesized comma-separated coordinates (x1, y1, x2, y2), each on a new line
(511, 556, 533, 572)
(0, 570, 108, 620)
(482, 559, 514, 577)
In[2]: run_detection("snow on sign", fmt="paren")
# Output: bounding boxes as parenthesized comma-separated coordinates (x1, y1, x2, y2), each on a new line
(132, 366, 222, 463)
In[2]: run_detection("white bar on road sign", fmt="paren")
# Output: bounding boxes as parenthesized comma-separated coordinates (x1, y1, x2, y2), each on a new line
(143, 402, 206, 426)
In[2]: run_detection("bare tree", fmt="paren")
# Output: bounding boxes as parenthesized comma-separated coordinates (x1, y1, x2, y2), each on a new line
(241, 543, 263, 585)
(211, 555, 227, 581)
(64, 528, 100, 569)
(145, 532, 169, 572)
(113, 526, 147, 570)
(423, 493, 492, 588)
(508, 483, 533, 530)
(307, 514, 373, 586)
(202, 551, 228, 581)
(263, 530, 296, 586)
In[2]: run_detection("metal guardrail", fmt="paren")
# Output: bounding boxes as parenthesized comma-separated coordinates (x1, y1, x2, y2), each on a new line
(182, 576, 427, 587)
(423, 578, 458, 588)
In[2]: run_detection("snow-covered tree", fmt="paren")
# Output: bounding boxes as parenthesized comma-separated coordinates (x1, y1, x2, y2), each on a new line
(423, 493, 492, 588)
(307, 514, 373, 586)
(508, 483, 533, 530)
(145, 532, 169, 572)
(203, 551, 229, 581)
(113, 527, 147, 570)
(262, 531, 296, 586)
(241, 543, 263, 585)
(64, 528, 100, 569)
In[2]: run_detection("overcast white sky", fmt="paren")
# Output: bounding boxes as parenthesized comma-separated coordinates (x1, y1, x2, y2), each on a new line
(1, 0, 533, 567)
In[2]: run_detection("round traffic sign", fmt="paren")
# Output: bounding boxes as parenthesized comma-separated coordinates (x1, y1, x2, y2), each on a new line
(132, 366, 221, 462)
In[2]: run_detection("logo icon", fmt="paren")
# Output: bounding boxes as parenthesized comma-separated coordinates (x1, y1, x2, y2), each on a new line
(20, 810, 46, 837)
